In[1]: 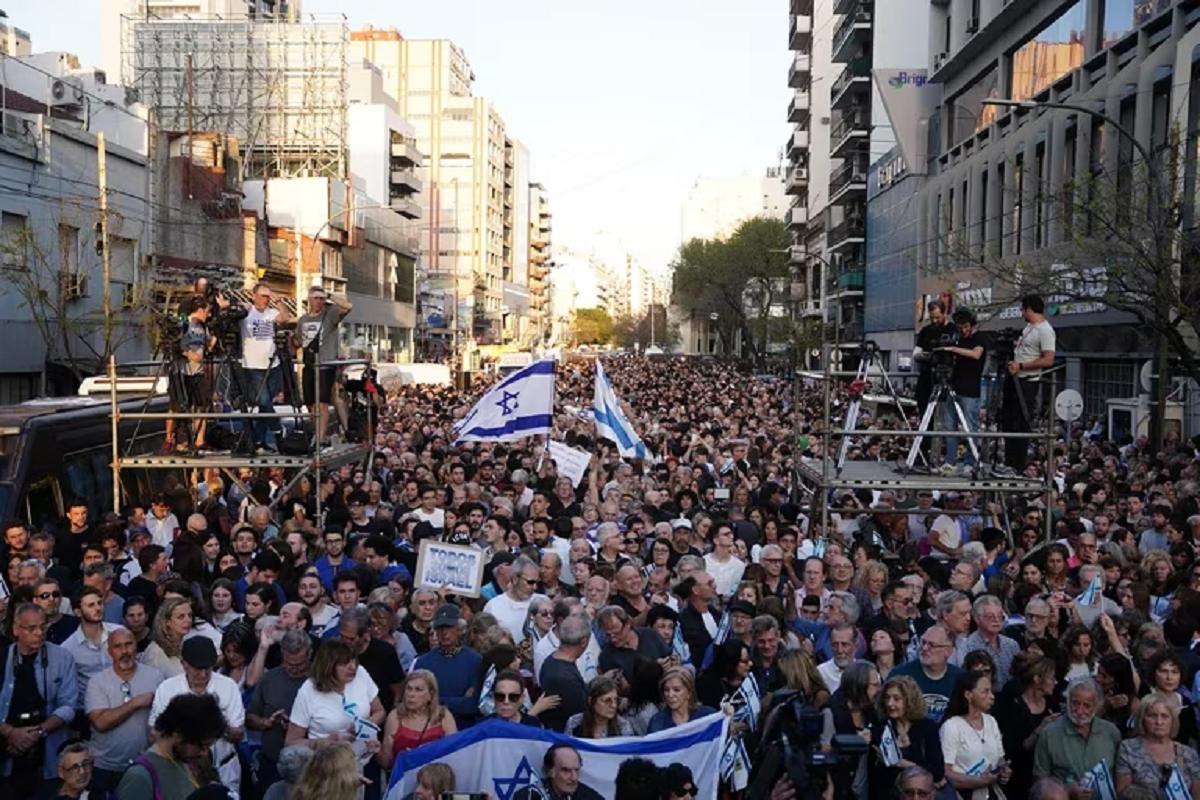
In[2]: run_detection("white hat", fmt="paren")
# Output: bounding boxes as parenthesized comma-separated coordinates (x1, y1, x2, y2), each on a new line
(671, 518, 692, 530)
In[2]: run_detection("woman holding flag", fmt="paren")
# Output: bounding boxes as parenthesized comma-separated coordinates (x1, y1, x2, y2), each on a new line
(869, 675, 944, 800)
(1115, 694, 1200, 799)
(940, 670, 1009, 800)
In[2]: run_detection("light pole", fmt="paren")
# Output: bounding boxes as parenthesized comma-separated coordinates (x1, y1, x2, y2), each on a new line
(982, 98, 1174, 452)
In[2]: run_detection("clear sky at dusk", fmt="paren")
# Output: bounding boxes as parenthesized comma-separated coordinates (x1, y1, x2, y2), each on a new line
(17, 0, 792, 273)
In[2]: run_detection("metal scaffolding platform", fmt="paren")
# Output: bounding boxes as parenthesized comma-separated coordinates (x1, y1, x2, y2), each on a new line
(796, 458, 1045, 493)
(118, 441, 371, 470)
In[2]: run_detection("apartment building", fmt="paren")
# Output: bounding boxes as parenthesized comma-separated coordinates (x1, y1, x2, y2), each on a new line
(919, 0, 1197, 416)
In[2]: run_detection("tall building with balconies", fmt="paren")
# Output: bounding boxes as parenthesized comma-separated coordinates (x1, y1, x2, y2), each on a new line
(528, 182, 552, 336)
(0, 11, 31, 57)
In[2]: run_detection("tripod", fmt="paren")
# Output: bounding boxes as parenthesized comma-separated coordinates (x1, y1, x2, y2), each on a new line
(904, 365, 980, 471)
(834, 341, 919, 476)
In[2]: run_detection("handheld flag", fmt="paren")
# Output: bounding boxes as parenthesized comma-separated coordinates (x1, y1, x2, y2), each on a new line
(813, 537, 826, 558)
(880, 722, 903, 766)
(1079, 759, 1117, 800)
(714, 607, 732, 645)
(454, 360, 555, 445)
(672, 621, 692, 666)
(966, 759, 987, 777)
(1165, 765, 1193, 800)
(593, 360, 648, 459)
(1077, 573, 1102, 607)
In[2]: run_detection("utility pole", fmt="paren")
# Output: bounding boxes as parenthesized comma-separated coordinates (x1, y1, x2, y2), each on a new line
(97, 131, 112, 361)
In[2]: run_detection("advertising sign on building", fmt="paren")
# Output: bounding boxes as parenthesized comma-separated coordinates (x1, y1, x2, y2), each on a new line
(873, 69, 942, 175)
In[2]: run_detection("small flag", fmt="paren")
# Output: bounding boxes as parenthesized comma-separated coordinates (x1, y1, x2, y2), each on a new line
(672, 622, 691, 666)
(966, 759, 987, 776)
(880, 721, 903, 766)
(813, 537, 826, 558)
(714, 608, 732, 646)
(478, 664, 497, 715)
(1165, 765, 1193, 800)
(593, 360, 647, 459)
(1079, 759, 1117, 800)
(730, 673, 761, 732)
(1076, 574, 1102, 607)
(454, 360, 556, 445)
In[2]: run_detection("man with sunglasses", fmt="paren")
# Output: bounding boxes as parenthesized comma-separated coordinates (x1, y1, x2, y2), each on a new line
(484, 555, 547, 645)
(84, 627, 161, 794)
(35, 580, 78, 646)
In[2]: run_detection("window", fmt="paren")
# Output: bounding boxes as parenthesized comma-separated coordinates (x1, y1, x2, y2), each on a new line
(0, 211, 27, 270)
(1010, 0, 1087, 103)
(59, 224, 79, 276)
(1084, 359, 1136, 417)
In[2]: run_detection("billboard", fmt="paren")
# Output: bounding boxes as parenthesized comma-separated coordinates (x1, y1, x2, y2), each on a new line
(873, 69, 942, 175)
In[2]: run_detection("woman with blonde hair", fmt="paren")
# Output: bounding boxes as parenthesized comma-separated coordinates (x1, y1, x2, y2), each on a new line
(378, 669, 456, 769)
(141, 597, 193, 678)
(1116, 693, 1200, 798)
(775, 649, 831, 708)
(648, 666, 717, 732)
(854, 560, 889, 614)
(291, 741, 362, 800)
(409, 762, 456, 800)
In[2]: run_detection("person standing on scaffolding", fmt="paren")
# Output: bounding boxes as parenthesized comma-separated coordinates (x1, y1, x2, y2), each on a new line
(162, 294, 219, 454)
(240, 283, 292, 454)
(298, 285, 353, 448)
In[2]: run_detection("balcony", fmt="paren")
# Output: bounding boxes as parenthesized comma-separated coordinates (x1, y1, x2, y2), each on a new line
(788, 53, 811, 87)
(389, 199, 421, 220)
(830, 112, 870, 157)
(827, 218, 865, 252)
(832, 7, 872, 63)
(787, 89, 811, 123)
(390, 170, 423, 196)
(831, 58, 871, 109)
(791, 0, 813, 15)
(786, 166, 809, 195)
(789, 245, 808, 263)
(835, 268, 865, 293)
(785, 206, 808, 230)
(390, 141, 424, 168)
(829, 159, 868, 199)
(788, 129, 809, 157)
(789, 15, 812, 50)
(834, 0, 869, 16)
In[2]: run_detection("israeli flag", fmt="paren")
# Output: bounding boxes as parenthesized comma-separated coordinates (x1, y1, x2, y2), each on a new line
(672, 622, 692, 666)
(813, 537, 826, 558)
(966, 759, 988, 777)
(1076, 574, 1102, 607)
(1165, 765, 1193, 800)
(593, 360, 648, 459)
(719, 732, 752, 791)
(730, 673, 761, 732)
(714, 608, 733, 646)
(454, 360, 556, 444)
(1078, 759, 1117, 800)
(880, 722, 903, 767)
(387, 713, 728, 800)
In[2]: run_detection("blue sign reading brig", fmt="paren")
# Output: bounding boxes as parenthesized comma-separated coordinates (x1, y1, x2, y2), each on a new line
(888, 71, 929, 88)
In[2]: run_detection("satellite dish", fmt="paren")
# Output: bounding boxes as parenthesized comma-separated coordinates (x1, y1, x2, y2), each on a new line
(1055, 389, 1084, 422)
(1140, 360, 1154, 393)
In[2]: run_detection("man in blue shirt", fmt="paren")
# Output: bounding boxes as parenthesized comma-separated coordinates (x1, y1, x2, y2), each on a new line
(413, 604, 482, 729)
(360, 535, 411, 588)
(314, 528, 355, 594)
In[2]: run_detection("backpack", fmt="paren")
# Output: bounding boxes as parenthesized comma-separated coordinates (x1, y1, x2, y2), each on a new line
(110, 754, 162, 800)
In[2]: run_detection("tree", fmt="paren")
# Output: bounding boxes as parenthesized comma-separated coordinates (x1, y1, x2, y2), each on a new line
(671, 216, 790, 363)
(612, 304, 677, 351)
(572, 307, 613, 345)
(0, 212, 152, 392)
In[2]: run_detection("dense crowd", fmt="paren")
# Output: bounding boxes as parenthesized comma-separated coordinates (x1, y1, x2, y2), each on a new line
(0, 353, 1199, 800)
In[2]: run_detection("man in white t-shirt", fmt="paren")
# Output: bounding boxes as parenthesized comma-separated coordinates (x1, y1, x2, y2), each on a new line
(998, 293, 1056, 475)
(412, 485, 446, 531)
(484, 555, 547, 645)
(703, 522, 746, 598)
(816, 623, 857, 693)
(149, 638, 245, 794)
(240, 283, 291, 452)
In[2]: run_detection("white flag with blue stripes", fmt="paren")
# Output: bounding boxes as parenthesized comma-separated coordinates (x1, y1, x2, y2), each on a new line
(1079, 758, 1117, 800)
(454, 360, 556, 444)
(1165, 765, 1193, 800)
(1076, 573, 1102, 607)
(593, 360, 647, 459)
(880, 722, 903, 766)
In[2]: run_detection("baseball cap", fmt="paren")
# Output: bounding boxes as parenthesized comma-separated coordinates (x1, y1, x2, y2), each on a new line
(432, 603, 463, 629)
(181, 637, 219, 669)
(729, 600, 757, 618)
(671, 518, 692, 531)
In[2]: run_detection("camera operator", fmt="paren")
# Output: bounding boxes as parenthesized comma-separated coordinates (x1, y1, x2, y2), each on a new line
(913, 300, 955, 454)
(162, 295, 220, 454)
(298, 285, 353, 447)
(241, 283, 292, 453)
(935, 308, 985, 474)
(998, 294, 1056, 475)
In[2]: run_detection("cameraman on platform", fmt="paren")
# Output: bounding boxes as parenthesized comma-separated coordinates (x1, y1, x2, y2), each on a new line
(298, 285, 353, 447)
(240, 283, 292, 453)
(913, 300, 955, 456)
(997, 294, 1056, 476)
(162, 294, 222, 453)
(935, 308, 985, 474)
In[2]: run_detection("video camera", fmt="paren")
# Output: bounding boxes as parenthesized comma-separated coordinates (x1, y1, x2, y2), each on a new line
(749, 690, 868, 800)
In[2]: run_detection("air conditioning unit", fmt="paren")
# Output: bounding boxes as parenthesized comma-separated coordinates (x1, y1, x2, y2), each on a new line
(49, 79, 85, 109)
(966, 16, 979, 33)
(121, 283, 137, 309)
(933, 52, 948, 71)
(795, 167, 809, 181)
(62, 272, 89, 301)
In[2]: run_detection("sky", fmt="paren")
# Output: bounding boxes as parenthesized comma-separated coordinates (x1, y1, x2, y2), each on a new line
(18, 0, 791, 275)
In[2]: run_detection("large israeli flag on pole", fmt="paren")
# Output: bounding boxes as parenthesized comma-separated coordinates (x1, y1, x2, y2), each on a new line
(387, 714, 727, 800)
(454, 360, 555, 444)
(593, 360, 647, 459)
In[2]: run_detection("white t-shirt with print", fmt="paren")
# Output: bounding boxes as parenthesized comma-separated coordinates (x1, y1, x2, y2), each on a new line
(289, 667, 379, 744)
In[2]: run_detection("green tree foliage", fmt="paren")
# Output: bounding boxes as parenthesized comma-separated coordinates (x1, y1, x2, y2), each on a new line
(572, 307, 613, 345)
(670, 216, 789, 362)
(612, 304, 677, 351)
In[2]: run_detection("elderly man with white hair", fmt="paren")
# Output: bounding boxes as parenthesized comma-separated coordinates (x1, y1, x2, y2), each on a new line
(1033, 676, 1121, 789)
(952, 594, 1021, 685)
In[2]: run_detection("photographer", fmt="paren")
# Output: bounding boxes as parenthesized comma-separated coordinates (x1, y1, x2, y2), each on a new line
(998, 294, 1056, 476)
(936, 307, 985, 474)
(162, 294, 220, 454)
(298, 285, 353, 447)
(913, 300, 954, 455)
(241, 283, 292, 453)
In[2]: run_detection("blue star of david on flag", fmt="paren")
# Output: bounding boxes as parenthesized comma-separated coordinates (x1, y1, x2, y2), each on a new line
(454, 360, 555, 444)
(496, 390, 521, 416)
(493, 756, 539, 800)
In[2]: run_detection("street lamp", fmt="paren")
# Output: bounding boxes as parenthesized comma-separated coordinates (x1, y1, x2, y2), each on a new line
(981, 98, 1174, 452)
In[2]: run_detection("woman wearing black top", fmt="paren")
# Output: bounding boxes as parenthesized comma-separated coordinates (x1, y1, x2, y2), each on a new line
(996, 652, 1060, 800)
(1096, 653, 1139, 733)
(868, 674, 943, 800)
(1141, 649, 1198, 746)
(826, 661, 880, 800)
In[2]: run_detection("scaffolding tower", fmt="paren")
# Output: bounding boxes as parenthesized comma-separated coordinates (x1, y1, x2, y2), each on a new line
(120, 12, 349, 180)
(795, 346, 1057, 543)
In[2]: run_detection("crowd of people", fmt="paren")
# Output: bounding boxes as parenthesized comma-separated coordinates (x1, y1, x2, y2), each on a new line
(0, 350, 1198, 800)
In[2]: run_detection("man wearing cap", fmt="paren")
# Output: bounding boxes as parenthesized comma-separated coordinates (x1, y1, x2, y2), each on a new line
(670, 518, 700, 559)
(149, 637, 245, 794)
(297, 285, 352, 446)
(413, 604, 482, 728)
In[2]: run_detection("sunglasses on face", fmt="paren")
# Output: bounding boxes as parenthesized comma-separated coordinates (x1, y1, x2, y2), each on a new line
(37, 591, 61, 600)
(493, 692, 522, 703)
(675, 786, 698, 798)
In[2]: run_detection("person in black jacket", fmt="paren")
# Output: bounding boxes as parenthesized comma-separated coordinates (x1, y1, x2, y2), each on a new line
(674, 572, 719, 666)
(869, 674, 945, 800)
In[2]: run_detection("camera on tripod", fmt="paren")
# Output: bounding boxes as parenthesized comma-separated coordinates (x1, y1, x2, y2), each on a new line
(750, 690, 868, 799)
(931, 331, 958, 382)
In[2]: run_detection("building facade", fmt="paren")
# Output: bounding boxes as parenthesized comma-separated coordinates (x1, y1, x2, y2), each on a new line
(0, 11, 31, 57)
(919, 0, 1196, 416)
(681, 171, 786, 243)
